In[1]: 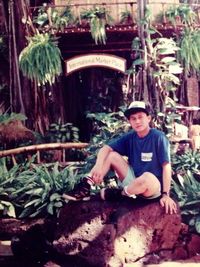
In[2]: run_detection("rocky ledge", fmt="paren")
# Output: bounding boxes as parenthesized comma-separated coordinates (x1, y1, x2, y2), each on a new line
(0, 196, 200, 267)
(54, 196, 200, 267)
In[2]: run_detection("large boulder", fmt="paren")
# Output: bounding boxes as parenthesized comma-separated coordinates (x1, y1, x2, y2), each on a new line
(1, 197, 200, 267)
(53, 196, 200, 267)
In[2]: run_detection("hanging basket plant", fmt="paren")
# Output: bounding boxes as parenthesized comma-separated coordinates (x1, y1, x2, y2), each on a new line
(81, 6, 113, 45)
(179, 28, 200, 75)
(33, 5, 75, 33)
(19, 32, 62, 86)
(164, 4, 196, 27)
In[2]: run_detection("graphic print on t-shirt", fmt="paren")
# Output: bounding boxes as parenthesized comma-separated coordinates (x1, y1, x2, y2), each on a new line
(141, 152, 153, 162)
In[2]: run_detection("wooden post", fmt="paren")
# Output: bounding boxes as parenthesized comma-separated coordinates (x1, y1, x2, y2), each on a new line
(36, 150, 41, 164)
(62, 148, 66, 163)
(11, 154, 17, 165)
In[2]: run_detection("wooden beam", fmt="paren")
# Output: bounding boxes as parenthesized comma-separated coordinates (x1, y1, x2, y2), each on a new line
(0, 142, 88, 157)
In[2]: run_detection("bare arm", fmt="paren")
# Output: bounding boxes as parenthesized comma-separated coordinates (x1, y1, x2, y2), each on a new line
(89, 145, 113, 183)
(160, 162, 177, 214)
(162, 162, 172, 195)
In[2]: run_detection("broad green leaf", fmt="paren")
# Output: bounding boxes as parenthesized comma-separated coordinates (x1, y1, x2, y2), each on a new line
(53, 201, 63, 208)
(132, 58, 145, 65)
(161, 57, 176, 63)
(158, 48, 176, 55)
(7, 203, 16, 218)
(24, 198, 41, 208)
(195, 216, 200, 234)
(50, 193, 61, 202)
(47, 203, 54, 215)
(19, 207, 34, 218)
(26, 188, 43, 195)
(169, 64, 183, 74)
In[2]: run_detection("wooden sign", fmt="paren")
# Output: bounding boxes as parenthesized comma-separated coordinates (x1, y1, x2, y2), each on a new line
(65, 54, 126, 75)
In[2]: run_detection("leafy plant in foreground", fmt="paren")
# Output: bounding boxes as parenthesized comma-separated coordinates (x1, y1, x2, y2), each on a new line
(171, 150, 200, 234)
(172, 170, 200, 234)
(0, 160, 81, 218)
(0, 200, 15, 218)
(172, 149, 200, 175)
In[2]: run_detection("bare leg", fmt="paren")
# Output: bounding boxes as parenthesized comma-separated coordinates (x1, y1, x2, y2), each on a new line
(89, 151, 160, 198)
(89, 151, 129, 182)
(125, 172, 161, 197)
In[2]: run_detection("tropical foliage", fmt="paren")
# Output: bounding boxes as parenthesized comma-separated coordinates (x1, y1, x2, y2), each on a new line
(172, 149, 200, 175)
(0, 110, 128, 219)
(19, 33, 62, 86)
(119, 10, 134, 24)
(179, 28, 200, 75)
(43, 122, 82, 162)
(45, 122, 80, 143)
(34, 5, 75, 32)
(0, 158, 81, 218)
(127, 4, 184, 114)
(81, 6, 113, 45)
(172, 150, 200, 234)
(161, 4, 200, 76)
(0, 112, 27, 125)
(81, 110, 130, 175)
(165, 4, 196, 26)
(0, 0, 200, 238)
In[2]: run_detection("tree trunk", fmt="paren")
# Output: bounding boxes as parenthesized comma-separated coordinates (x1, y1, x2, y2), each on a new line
(137, 0, 149, 103)
(4, 0, 66, 135)
(9, 0, 25, 114)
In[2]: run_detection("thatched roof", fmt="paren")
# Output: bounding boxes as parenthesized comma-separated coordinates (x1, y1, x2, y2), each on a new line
(0, 120, 35, 143)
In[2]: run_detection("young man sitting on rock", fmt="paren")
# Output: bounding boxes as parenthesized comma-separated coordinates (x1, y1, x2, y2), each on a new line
(63, 101, 177, 214)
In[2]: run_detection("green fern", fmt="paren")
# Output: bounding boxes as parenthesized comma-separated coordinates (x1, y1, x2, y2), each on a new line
(19, 33, 62, 86)
(180, 28, 200, 75)
(81, 6, 113, 45)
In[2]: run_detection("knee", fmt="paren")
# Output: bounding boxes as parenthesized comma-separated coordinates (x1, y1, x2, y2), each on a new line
(140, 172, 160, 187)
(107, 151, 123, 163)
(143, 172, 155, 179)
(135, 176, 147, 188)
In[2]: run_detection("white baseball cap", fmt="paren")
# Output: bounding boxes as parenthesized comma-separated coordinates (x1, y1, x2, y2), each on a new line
(124, 101, 149, 118)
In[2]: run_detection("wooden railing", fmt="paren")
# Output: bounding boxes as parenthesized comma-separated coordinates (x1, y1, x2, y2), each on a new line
(0, 142, 88, 165)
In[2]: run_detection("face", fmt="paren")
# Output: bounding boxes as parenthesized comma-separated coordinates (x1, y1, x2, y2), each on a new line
(128, 112, 151, 134)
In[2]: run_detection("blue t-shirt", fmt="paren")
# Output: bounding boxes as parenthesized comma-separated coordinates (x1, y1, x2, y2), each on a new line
(107, 128, 170, 184)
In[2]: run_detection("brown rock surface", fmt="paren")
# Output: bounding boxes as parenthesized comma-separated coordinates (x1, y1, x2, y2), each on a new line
(0, 197, 199, 267)
(53, 196, 200, 267)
